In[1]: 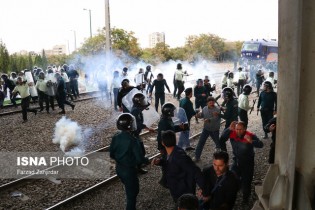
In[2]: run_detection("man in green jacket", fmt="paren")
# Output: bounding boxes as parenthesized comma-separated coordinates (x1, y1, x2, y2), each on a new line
(110, 113, 149, 210)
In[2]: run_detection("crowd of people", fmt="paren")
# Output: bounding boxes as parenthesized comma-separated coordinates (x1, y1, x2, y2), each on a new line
(0, 64, 79, 122)
(110, 62, 278, 210)
(1, 61, 277, 209)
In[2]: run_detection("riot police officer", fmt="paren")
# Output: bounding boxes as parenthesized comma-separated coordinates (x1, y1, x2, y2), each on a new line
(110, 113, 149, 210)
(130, 93, 154, 174)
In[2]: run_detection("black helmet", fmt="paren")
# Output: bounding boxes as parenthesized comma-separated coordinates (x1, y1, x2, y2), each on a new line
(116, 113, 136, 131)
(269, 71, 274, 77)
(146, 65, 151, 71)
(123, 67, 128, 72)
(238, 67, 243, 71)
(228, 72, 234, 79)
(162, 103, 176, 117)
(224, 70, 230, 76)
(263, 81, 273, 89)
(177, 63, 182, 70)
(243, 84, 252, 95)
(62, 64, 69, 71)
(132, 93, 150, 109)
(222, 87, 234, 99)
(196, 79, 203, 85)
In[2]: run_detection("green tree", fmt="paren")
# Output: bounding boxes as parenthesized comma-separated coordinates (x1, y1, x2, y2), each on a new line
(185, 33, 225, 61)
(34, 54, 43, 68)
(47, 54, 69, 67)
(42, 50, 48, 70)
(79, 27, 142, 59)
(0, 42, 10, 73)
(28, 53, 33, 70)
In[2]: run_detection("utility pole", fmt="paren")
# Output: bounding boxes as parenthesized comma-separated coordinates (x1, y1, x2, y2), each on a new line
(71, 30, 77, 52)
(105, 0, 111, 52)
(83, 8, 92, 38)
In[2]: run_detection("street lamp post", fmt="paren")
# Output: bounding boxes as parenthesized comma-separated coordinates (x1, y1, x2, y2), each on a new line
(71, 30, 77, 51)
(83, 8, 92, 38)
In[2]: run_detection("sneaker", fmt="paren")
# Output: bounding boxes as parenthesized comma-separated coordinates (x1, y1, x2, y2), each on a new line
(34, 110, 37, 116)
(71, 104, 75, 110)
(22, 119, 28, 123)
(58, 110, 65, 114)
(192, 157, 200, 162)
(138, 168, 148, 174)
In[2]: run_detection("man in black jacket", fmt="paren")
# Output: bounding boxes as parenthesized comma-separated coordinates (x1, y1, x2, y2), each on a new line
(257, 81, 277, 139)
(149, 73, 171, 112)
(152, 130, 205, 203)
(199, 151, 239, 210)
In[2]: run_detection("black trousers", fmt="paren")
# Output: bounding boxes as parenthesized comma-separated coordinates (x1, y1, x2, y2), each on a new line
(38, 90, 49, 111)
(56, 93, 72, 111)
(238, 108, 248, 127)
(173, 81, 178, 98)
(113, 88, 119, 111)
(21, 96, 36, 120)
(176, 80, 184, 100)
(231, 156, 254, 201)
(260, 110, 274, 135)
(155, 92, 165, 112)
(70, 79, 79, 98)
(116, 165, 139, 210)
(237, 79, 245, 96)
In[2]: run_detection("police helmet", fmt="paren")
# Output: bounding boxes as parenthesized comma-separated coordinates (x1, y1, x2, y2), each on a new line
(132, 93, 150, 109)
(263, 81, 273, 89)
(243, 84, 252, 95)
(10, 72, 17, 78)
(196, 79, 203, 85)
(39, 71, 45, 79)
(116, 113, 136, 131)
(177, 63, 182, 70)
(228, 72, 234, 79)
(62, 64, 69, 71)
(222, 87, 234, 99)
(146, 65, 151, 71)
(162, 103, 176, 117)
(269, 71, 275, 77)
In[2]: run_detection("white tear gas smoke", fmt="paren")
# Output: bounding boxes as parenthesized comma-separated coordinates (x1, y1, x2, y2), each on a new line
(53, 117, 92, 156)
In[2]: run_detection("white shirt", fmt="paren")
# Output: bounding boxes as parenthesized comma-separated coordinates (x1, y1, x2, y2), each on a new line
(35, 79, 48, 92)
(175, 69, 185, 81)
(61, 73, 69, 83)
(13, 83, 30, 98)
(238, 94, 250, 111)
(227, 78, 235, 88)
(111, 77, 121, 90)
(221, 75, 228, 85)
(238, 71, 247, 80)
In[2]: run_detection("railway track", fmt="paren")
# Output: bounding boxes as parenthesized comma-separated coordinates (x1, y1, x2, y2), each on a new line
(0, 91, 100, 116)
(45, 120, 226, 210)
(0, 128, 158, 210)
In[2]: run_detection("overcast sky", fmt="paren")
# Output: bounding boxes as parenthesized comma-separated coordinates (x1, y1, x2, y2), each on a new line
(0, 0, 278, 54)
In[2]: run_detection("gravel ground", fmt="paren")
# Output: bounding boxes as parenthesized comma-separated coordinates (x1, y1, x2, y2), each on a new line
(0, 64, 272, 209)
(56, 93, 271, 210)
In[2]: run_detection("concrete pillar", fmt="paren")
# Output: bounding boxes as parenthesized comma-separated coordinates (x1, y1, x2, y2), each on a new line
(256, 0, 315, 209)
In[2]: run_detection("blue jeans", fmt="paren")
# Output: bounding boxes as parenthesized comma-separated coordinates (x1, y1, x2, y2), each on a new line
(195, 129, 220, 159)
(178, 130, 190, 149)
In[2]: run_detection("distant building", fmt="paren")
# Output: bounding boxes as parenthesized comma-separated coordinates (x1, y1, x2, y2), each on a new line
(45, 45, 67, 56)
(149, 32, 165, 48)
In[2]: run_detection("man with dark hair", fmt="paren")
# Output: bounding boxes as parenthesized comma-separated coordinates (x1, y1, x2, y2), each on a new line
(149, 73, 171, 112)
(144, 65, 154, 94)
(117, 79, 138, 113)
(178, 87, 197, 151)
(219, 87, 238, 129)
(152, 130, 205, 203)
(219, 121, 263, 203)
(194, 79, 207, 110)
(174, 63, 187, 100)
(1, 74, 17, 107)
(199, 151, 239, 210)
(194, 96, 221, 162)
(257, 81, 277, 139)
(177, 194, 199, 210)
